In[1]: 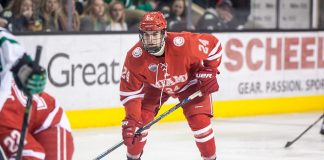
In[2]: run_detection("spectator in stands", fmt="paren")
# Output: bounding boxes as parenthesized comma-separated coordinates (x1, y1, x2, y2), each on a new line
(192, 0, 209, 9)
(0, 17, 7, 27)
(231, 0, 250, 29)
(320, 1, 324, 29)
(136, 0, 157, 12)
(166, 0, 188, 31)
(32, 0, 42, 10)
(124, 8, 146, 32)
(0, 2, 13, 30)
(54, 0, 80, 31)
(104, 0, 136, 9)
(75, 0, 85, 15)
(106, 1, 127, 31)
(104, 0, 156, 11)
(155, 1, 172, 19)
(104, 0, 159, 31)
(2, 0, 44, 32)
(40, 0, 60, 32)
(195, 0, 241, 31)
(80, 0, 110, 31)
(32, 0, 45, 28)
(0, 0, 10, 10)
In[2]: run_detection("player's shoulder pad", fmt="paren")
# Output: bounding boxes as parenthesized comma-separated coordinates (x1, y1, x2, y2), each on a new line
(166, 32, 192, 46)
(38, 91, 56, 108)
(0, 28, 18, 45)
(125, 41, 148, 67)
(0, 27, 8, 32)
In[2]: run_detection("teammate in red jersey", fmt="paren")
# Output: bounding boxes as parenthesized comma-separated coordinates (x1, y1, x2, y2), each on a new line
(0, 83, 74, 160)
(0, 27, 74, 160)
(120, 12, 222, 160)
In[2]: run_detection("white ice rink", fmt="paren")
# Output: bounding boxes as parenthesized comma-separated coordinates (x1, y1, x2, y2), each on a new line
(74, 112, 324, 160)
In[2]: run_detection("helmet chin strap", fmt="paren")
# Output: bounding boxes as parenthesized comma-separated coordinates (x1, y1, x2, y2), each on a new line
(150, 41, 165, 56)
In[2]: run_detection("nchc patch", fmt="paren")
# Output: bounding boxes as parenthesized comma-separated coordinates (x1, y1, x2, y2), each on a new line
(148, 63, 158, 72)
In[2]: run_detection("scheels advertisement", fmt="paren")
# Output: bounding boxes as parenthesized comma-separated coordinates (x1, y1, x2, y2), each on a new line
(17, 32, 324, 110)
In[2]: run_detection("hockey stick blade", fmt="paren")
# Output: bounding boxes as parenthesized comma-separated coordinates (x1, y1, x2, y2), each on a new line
(93, 91, 202, 160)
(284, 141, 293, 148)
(284, 113, 324, 148)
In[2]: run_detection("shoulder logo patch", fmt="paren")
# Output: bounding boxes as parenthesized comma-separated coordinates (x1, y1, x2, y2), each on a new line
(173, 36, 185, 47)
(132, 47, 142, 58)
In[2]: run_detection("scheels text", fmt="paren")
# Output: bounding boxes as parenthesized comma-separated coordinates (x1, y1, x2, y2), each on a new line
(224, 36, 324, 71)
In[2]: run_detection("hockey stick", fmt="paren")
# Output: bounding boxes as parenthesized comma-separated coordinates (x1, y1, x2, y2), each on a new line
(0, 146, 8, 160)
(16, 46, 42, 160)
(320, 113, 324, 135)
(93, 90, 203, 160)
(284, 112, 324, 148)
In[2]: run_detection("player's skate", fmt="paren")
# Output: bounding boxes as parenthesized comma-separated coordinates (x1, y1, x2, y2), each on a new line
(127, 157, 141, 160)
(127, 151, 143, 160)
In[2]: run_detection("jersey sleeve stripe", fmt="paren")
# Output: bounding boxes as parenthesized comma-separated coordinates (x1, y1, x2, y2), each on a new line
(207, 41, 220, 57)
(59, 111, 72, 132)
(33, 101, 61, 134)
(22, 150, 45, 159)
(0, 36, 18, 47)
(177, 79, 198, 93)
(121, 94, 144, 104)
(207, 50, 222, 61)
(120, 85, 144, 96)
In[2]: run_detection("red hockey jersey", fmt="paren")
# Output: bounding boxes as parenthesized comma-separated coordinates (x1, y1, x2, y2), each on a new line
(120, 32, 222, 111)
(0, 83, 71, 134)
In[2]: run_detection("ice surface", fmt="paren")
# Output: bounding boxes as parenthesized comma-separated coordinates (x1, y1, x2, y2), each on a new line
(73, 112, 324, 160)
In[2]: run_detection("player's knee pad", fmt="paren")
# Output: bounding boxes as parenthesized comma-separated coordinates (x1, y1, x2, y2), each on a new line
(34, 126, 74, 160)
(187, 114, 214, 141)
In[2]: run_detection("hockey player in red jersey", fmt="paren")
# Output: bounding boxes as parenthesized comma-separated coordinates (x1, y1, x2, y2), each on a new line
(0, 27, 74, 160)
(0, 83, 74, 160)
(120, 12, 222, 160)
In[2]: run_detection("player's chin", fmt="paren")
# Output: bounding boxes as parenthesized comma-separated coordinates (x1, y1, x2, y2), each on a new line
(147, 44, 157, 47)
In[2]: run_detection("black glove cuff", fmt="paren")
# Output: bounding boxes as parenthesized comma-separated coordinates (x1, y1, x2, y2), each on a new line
(11, 53, 33, 94)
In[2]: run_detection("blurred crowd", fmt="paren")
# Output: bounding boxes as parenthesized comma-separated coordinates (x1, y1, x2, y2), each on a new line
(0, 0, 271, 33)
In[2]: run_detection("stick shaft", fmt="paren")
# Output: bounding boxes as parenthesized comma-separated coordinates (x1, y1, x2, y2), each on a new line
(0, 146, 8, 160)
(285, 113, 324, 148)
(16, 45, 42, 160)
(16, 96, 33, 160)
(93, 91, 202, 160)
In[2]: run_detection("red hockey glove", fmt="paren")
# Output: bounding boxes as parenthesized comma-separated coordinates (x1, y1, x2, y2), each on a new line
(195, 67, 219, 95)
(122, 118, 143, 147)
